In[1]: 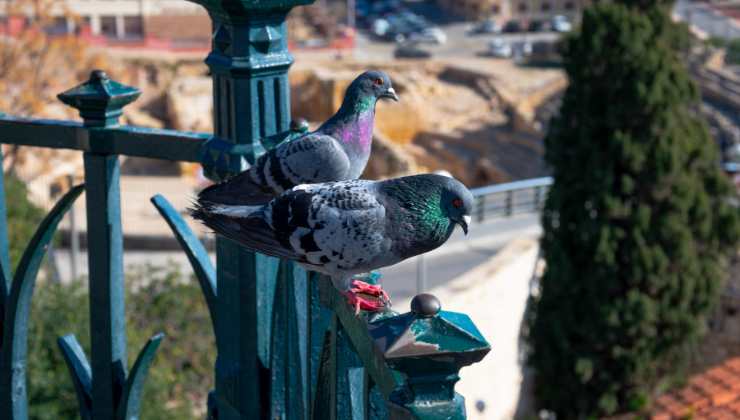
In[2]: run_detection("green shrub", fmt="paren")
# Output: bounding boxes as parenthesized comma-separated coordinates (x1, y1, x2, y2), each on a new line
(27, 264, 215, 419)
(5, 173, 45, 269)
(527, 3, 740, 418)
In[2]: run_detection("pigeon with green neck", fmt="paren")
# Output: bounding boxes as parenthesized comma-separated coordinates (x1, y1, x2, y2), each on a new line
(198, 70, 398, 206)
(191, 174, 474, 314)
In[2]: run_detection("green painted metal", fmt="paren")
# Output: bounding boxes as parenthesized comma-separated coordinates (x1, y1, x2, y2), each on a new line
(57, 331, 165, 420)
(58, 70, 141, 128)
(0, 184, 84, 420)
(369, 295, 491, 419)
(0, 149, 10, 289)
(0, 1, 493, 418)
(150, 194, 217, 331)
(57, 334, 93, 420)
(0, 116, 214, 162)
(117, 333, 164, 420)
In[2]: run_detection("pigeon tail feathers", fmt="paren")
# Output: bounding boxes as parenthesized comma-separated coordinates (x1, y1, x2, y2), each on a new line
(189, 200, 304, 262)
(198, 170, 276, 206)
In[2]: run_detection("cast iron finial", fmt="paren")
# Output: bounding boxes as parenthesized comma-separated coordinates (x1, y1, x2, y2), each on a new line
(57, 69, 141, 128)
(410, 293, 441, 317)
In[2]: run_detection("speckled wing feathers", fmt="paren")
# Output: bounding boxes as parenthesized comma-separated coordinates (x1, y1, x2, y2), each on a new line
(251, 133, 352, 194)
(194, 180, 390, 276)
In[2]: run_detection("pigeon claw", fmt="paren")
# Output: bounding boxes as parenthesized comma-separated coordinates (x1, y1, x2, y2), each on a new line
(344, 279, 390, 315)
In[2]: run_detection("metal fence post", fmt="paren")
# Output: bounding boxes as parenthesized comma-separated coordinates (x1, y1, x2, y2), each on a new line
(58, 70, 141, 418)
(505, 190, 514, 217)
(187, 1, 313, 418)
(476, 195, 486, 223)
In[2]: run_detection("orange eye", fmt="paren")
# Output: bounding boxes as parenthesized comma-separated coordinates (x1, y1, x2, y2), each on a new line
(452, 198, 463, 208)
(373, 77, 384, 86)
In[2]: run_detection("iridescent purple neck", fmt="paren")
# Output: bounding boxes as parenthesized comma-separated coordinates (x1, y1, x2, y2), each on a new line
(320, 97, 377, 154)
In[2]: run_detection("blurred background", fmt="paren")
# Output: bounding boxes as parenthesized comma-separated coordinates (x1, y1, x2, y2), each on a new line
(2, 0, 740, 418)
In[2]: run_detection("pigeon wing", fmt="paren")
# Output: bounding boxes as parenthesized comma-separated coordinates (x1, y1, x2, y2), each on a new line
(270, 182, 389, 271)
(199, 133, 352, 206)
(271, 134, 352, 187)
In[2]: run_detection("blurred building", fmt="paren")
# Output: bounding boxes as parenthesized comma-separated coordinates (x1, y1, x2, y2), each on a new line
(0, 0, 211, 50)
(437, 0, 591, 24)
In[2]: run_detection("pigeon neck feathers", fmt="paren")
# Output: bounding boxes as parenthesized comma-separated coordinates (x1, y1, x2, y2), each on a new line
(319, 87, 376, 157)
(379, 176, 455, 257)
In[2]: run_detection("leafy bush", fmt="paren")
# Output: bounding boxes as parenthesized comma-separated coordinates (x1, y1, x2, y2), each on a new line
(5, 173, 45, 269)
(527, 3, 740, 418)
(27, 264, 215, 419)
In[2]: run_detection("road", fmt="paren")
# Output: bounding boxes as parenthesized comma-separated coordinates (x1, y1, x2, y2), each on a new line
(352, 13, 560, 61)
(380, 214, 541, 299)
(674, 0, 740, 39)
(52, 214, 542, 300)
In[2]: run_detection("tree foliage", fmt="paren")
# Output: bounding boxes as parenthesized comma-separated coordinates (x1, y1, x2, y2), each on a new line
(0, 0, 107, 117)
(5, 173, 45, 269)
(27, 264, 216, 419)
(527, 3, 740, 417)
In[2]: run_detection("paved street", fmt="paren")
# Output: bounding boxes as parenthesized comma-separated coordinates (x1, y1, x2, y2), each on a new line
(352, 21, 560, 61)
(53, 214, 541, 300)
(674, 0, 740, 39)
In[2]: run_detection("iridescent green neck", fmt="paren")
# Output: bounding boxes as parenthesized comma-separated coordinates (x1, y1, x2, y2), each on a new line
(382, 178, 452, 242)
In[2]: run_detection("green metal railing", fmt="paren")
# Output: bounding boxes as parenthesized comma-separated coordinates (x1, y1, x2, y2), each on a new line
(0, 1, 490, 419)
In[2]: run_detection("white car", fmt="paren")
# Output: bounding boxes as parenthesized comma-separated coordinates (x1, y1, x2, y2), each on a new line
(488, 38, 512, 58)
(372, 19, 390, 37)
(398, 27, 447, 45)
(552, 15, 572, 33)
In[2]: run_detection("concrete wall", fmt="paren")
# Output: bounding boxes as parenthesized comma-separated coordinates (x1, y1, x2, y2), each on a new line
(397, 238, 541, 420)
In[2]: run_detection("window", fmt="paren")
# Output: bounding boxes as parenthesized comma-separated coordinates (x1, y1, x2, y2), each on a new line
(564, 1, 575, 10)
(44, 17, 68, 35)
(542, 2, 551, 11)
(100, 15, 117, 37)
(492, 4, 500, 14)
(123, 16, 143, 38)
(518, 3, 528, 12)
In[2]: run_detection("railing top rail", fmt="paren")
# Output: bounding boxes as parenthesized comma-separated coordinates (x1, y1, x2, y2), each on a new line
(0, 115, 239, 163)
(471, 176, 553, 197)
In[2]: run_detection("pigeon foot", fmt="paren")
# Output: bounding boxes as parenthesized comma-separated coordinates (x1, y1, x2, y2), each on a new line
(344, 279, 391, 315)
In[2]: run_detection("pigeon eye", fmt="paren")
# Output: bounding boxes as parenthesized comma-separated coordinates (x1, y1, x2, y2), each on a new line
(452, 198, 463, 208)
(373, 78, 384, 86)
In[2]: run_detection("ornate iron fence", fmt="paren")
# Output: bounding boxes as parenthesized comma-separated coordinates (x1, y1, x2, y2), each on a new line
(0, 1, 490, 419)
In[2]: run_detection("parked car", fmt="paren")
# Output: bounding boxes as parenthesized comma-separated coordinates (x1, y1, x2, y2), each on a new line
(551, 15, 572, 33)
(488, 38, 512, 58)
(468, 19, 501, 35)
(394, 42, 432, 59)
(502, 20, 522, 33)
(528, 20, 551, 32)
(397, 27, 447, 45)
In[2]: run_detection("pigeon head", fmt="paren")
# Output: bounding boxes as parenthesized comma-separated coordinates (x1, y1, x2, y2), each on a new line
(350, 70, 399, 103)
(438, 176, 474, 235)
(382, 174, 474, 238)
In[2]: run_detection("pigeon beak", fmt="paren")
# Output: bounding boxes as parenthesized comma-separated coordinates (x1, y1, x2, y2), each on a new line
(381, 87, 399, 102)
(458, 215, 471, 235)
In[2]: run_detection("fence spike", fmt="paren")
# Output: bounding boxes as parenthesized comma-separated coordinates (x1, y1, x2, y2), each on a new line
(116, 333, 164, 420)
(57, 334, 93, 420)
(150, 194, 217, 331)
(0, 184, 84, 420)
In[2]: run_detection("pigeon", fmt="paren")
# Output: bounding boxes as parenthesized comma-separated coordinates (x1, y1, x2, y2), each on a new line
(197, 70, 399, 206)
(191, 174, 473, 313)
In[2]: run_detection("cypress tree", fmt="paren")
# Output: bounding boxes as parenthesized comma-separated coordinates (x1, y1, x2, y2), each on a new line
(527, 3, 740, 417)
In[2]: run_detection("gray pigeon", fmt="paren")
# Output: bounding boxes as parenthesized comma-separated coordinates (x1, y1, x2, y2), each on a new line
(197, 70, 398, 206)
(191, 174, 473, 312)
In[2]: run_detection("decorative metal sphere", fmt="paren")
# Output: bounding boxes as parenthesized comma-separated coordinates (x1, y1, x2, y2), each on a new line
(290, 118, 309, 133)
(410, 293, 441, 317)
(90, 70, 108, 81)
